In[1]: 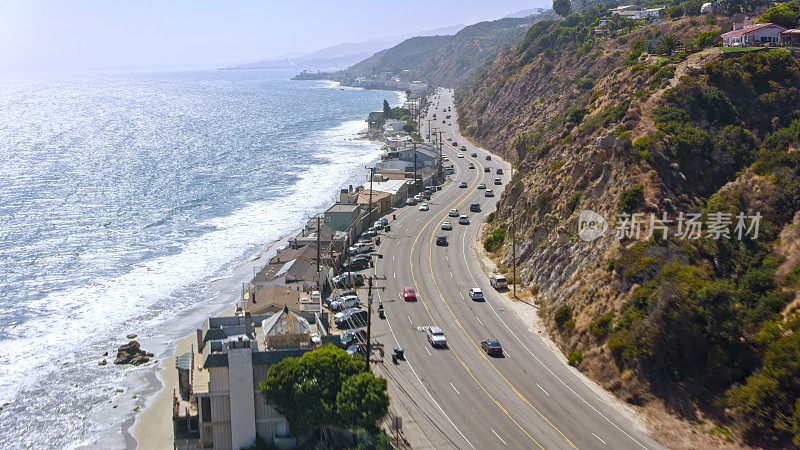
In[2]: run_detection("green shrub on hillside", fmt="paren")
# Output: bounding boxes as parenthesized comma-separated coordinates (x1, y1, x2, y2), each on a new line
(589, 312, 614, 341)
(696, 30, 721, 47)
(618, 185, 643, 214)
(554, 305, 574, 333)
(483, 227, 506, 252)
(758, 1, 800, 29)
(566, 190, 583, 212)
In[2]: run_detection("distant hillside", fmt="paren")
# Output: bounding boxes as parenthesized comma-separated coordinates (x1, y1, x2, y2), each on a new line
(345, 16, 552, 88)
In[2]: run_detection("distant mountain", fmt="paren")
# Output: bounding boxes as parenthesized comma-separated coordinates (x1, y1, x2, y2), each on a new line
(225, 24, 465, 71)
(504, 8, 547, 18)
(344, 15, 553, 88)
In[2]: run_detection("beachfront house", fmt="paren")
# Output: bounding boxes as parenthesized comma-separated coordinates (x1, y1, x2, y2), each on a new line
(356, 189, 392, 216)
(722, 22, 788, 46)
(184, 309, 335, 449)
(252, 256, 331, 293)
(366, 112, 384, 130)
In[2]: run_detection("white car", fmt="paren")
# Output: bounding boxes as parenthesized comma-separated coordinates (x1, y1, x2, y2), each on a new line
(448, 209, 459, 217)
(419, 203, 429, 211)
(406, 197, 417, 205)
(330, 295, 360, 311)
(457, 153, 464, 158)
(441, 221, 452, 230)
(427, 326, 447, 347)
(414, 194, 424, 202)
(348, 242, 375, 254)
(468, 288, 484, 300)
(458, 215, 469, 225)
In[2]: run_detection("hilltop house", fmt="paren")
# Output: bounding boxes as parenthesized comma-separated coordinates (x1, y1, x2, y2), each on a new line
(783, 29, 800, 45)
(722, 22, 788, 46)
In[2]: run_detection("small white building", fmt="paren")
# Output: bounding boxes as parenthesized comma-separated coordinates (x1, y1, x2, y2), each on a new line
(722, 22, 788, 46)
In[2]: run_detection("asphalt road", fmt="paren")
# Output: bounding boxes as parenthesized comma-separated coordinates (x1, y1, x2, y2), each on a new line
(364, 88, 663, 450)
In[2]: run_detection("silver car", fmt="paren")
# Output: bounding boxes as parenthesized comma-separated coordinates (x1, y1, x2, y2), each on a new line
(427, 326, 447, 347)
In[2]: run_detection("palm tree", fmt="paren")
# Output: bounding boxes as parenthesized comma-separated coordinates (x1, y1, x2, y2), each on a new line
(659, 34, 681, 56)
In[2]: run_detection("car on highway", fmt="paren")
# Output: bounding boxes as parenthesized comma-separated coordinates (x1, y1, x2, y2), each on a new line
(441, 221, 452, 230)
(494, 178, 502, 185)
(427, 326, 448, 348)
(418, 203, 429, 211)
(405, 197, 417, 206)
(330, 295, 360, 312)
(442, 120, 446, 124)
(481, 338, 503, 356)
(484, 166, 491, 173)
(485, 155, 492, 161)
(332, 272, 365, 288)
(457, 153, 464, 158)
(459, 181, 468, 188)
(451, 142, 458, 147)
(458, 215, 469, 225)
(443, 156, 449, 161)
(446, 137, 452, 141)
(468, 288, 484, 301)
(460, 146, 466, 151)
(490, 274, 508, 289)
(485, 189, 494, 197)
(468, 163, 475, 169)
(348, 242, 375, 255)
(448, 209, 459, 217)
(436, 235, 448, 246)
(378, 217, 389, 227)
(471, 152, 477, 157)
(401, 287, 417, 302)
(341, 328, 367, 348)
(496, 168, 503, 175)
(477, 183, 486, 190)
(335, 307, 368, 329)
(469, 203, 481, 212)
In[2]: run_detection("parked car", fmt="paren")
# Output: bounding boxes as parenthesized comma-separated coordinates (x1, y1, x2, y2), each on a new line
(419, 203, 429, 211)
(459, 181, 468, 188)
(441, 221, 452, 230)
(458, 215, 469, 225)
(414, 194, 424, 202)
(469, 203, 481, 212)
(477, 183, 486, 190)
(484, 189, 494, 197)
(484, 166, 491, 173)
(468, 163, 475, 169)
(335, 308, 368, 328)
(490, 274, 508, 289)
(406, 197, 417, 206)
(325, 289, 355, 307)
(494, 177, 502, 185)
(401, 287, 417, 302)
(341, 328, 367, 348)
(485, 155, 492, 161)
(332, 272, 365, 288)
(343, 256, 370, 271)
(468, 288, 484, 301)
(330, 295, 360, 312)
(481, 338, 503, 356)
(436, 235, 448, 246)
(348, 242, 375, 255)
(427, 326, 448, 348)
(448, 209, 459, 217)
(346, 343, 367, 356)
(496, 168, 503, 175)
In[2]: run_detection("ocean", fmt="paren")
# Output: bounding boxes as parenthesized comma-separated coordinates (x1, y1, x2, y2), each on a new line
(0, 68, 403, 448)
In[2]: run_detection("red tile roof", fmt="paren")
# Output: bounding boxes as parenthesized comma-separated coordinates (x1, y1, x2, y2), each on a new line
(722, 22, 787, 37)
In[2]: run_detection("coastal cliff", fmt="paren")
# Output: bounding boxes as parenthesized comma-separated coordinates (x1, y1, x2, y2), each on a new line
(455, 9, 800, 447)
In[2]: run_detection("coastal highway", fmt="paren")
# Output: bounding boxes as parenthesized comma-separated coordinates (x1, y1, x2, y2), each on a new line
(366, 89, 663, 449)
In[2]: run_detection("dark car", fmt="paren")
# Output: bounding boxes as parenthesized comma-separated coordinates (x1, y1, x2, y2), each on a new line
(496, 168, 503, 175)
(452, 142, 458, 146)
(343, 256, 370, 271)
(341, 328, 367, 348)
(481, 339, 503, 356)
(469, 203, 481, 212)
(436, 235, 448, 246)
(484, 166, 491, 173)
(485, 155, 492, 161)
(471, 152, 477, 157)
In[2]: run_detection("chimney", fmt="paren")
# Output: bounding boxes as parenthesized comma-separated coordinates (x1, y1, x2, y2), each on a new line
(244, 311, 252, 336)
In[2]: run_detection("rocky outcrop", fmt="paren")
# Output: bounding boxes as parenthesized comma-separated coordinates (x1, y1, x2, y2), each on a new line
(114, 340, 153, 366)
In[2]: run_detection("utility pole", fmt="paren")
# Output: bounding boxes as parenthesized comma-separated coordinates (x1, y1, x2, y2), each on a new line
(363, 275, 386, 372)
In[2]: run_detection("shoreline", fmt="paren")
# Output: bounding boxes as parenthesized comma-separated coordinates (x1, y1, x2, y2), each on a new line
(128, 86, 403, 448)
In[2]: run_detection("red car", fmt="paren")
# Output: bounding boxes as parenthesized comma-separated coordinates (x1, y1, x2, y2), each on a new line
(401, 287, 417, 302)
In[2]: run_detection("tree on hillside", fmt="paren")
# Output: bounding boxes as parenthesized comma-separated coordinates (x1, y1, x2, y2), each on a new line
(659, 34, 681, 56)
(759, 1, 800, 29)
(383, 100, 393, 119)
(336, 372, 390, 431)
(259, 345, 364, 435)
(553, 0, 572, 17)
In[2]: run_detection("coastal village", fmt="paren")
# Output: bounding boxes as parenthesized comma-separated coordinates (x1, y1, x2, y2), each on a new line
(164, 88, 442, 449)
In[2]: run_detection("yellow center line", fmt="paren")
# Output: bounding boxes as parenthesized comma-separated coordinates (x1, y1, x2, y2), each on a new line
(424, 152, 580, 449)
(406, 148, 544, 449)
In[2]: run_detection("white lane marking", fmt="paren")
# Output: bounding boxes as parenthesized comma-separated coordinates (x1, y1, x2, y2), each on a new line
(459, 292, 465, 299)
(492, 429, 507, 446)
(593, 433, 607, 445)
(458, 201, 649, 449)
(537, 383, 550, 396)
(449, 271, 453, 277)
(425, 347, 432, 356)
(376, 291, 475, 449)
(408, 316, 413, 325)
(450, 382, 460, 395)
(393, 255, 395, 261)
(476, 316, 484, 327)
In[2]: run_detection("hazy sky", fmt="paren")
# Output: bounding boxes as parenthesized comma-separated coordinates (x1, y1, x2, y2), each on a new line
(0, 0, 549, 73)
